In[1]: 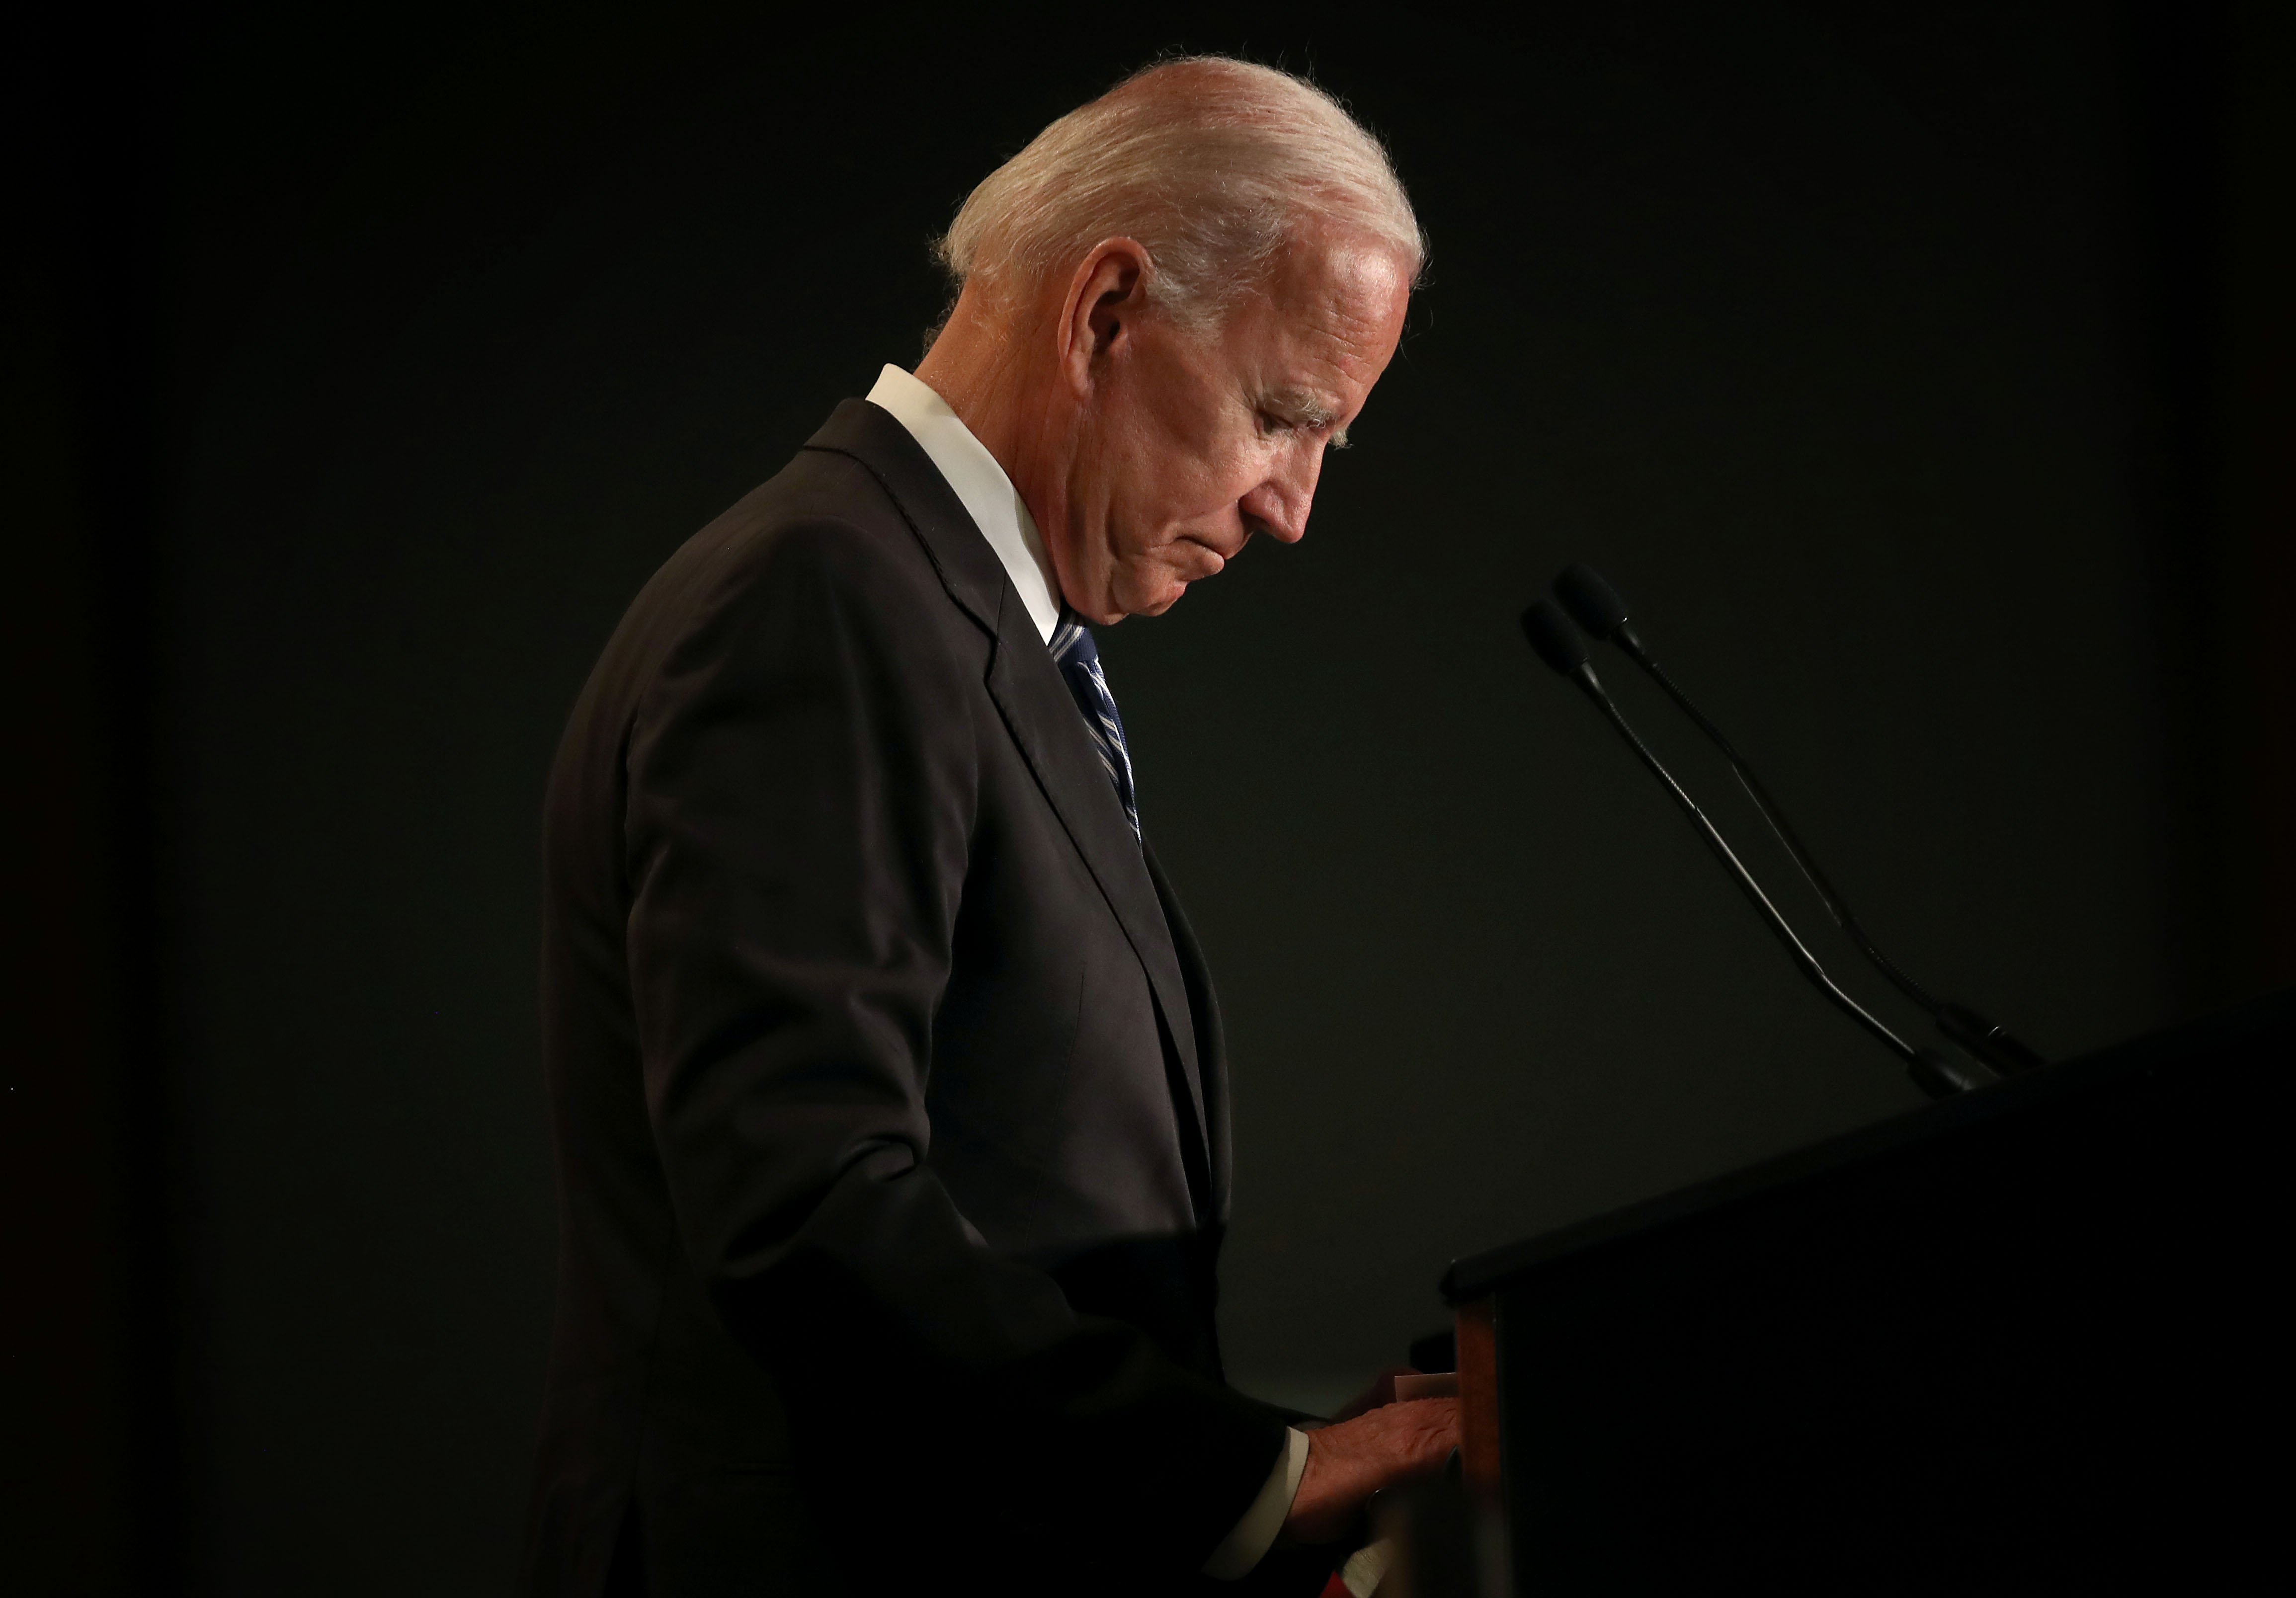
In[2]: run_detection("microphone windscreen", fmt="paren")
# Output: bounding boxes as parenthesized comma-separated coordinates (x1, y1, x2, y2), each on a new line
(1555, 561, 1631, 640)
(1520, 599, 1590, 677)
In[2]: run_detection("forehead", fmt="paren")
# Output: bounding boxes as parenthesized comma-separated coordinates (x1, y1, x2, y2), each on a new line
(1228, 236, 1413, 398)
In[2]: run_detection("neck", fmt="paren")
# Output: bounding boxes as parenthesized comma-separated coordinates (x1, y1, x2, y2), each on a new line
(914, 284, 1081, 605)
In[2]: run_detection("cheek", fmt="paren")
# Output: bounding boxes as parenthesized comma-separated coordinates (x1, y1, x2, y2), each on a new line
(1129, 433, 1265, 534)
(1092, 367, 1265, 553)
(1129, 364, 1256, 502)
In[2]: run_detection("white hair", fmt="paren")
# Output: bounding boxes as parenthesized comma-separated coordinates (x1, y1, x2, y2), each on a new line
(933, 57, 1425, 334)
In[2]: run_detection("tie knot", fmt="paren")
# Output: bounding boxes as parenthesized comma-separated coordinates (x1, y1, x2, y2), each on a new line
(1050, 611, 1099, 669)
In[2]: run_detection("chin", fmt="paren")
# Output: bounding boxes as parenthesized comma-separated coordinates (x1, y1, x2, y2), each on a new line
(1107, 567, 1193, 620)
(1120, 577, 1194, 619)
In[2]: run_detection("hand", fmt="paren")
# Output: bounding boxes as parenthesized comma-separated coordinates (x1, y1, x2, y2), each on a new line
(1282, 1397, 1460, 1544)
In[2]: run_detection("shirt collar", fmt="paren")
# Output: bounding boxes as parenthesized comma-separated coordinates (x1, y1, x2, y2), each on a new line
(864, 364, 1062, 644)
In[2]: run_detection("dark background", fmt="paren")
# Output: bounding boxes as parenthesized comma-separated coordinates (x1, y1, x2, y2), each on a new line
(10, 1, 2290, 1592)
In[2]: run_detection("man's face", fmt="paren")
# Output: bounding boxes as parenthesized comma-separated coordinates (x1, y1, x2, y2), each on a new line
(1052, 234, 1414, 623)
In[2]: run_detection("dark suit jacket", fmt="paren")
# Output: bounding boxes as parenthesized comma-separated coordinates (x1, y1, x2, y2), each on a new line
(520, 400, 1317, 1597)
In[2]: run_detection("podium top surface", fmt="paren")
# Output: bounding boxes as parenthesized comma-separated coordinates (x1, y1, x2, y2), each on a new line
(1440, 985, 2296, 1303)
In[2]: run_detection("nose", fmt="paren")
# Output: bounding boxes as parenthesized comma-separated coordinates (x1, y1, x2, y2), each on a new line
(1238, 445, 1323, 545)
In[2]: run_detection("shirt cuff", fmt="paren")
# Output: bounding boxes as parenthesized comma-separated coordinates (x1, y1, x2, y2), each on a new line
(1201, 1426, 1310, 1579)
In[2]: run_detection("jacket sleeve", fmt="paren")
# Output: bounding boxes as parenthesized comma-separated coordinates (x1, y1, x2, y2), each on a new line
(621, 516, 1287, 1571)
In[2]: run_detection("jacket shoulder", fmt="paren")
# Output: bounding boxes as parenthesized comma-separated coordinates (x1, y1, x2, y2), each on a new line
(544, 436, 988, 852)
(601, 445, 963, 705)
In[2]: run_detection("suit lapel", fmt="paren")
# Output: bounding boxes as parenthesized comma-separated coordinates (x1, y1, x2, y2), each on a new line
(980, 609, 1213, 1161)
(1146, 842, 1230, 1223)
(801, 402, 1212, 1175)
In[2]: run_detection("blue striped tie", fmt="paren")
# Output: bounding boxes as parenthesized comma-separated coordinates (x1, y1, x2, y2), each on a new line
(1049, 610, 1141, 841)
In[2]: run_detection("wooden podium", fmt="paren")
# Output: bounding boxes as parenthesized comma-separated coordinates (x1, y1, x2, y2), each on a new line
(1430, 988, 2294, 1592)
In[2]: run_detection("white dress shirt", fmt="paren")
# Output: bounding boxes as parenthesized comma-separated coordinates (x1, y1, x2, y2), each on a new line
(862, 364, 1311, 1580)
(864, 365, 1063, 644)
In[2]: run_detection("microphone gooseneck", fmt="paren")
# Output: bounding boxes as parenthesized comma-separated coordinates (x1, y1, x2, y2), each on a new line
(1518, 601, 1980, 1096)
(1552, 562, 2046, 1078)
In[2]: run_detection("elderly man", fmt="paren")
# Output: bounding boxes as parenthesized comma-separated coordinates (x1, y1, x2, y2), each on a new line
(521, 58, 1457, 1598)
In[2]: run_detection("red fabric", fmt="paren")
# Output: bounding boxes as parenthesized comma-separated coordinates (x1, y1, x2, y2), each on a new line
(1319, 1575, 1352, 1598)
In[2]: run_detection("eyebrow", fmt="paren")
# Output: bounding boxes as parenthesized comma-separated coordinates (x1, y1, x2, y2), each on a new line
(1264, 387, 1352, 448)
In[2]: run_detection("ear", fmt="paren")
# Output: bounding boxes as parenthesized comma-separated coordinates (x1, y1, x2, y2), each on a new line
(1056, 238, 1153, 398)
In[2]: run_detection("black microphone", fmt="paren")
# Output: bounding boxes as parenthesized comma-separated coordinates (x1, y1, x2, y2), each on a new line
(1520, 600, 1987, 1100)
(1553, 562, 2045, 1078)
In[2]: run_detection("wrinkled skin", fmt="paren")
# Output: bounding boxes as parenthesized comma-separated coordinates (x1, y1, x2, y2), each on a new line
(916, 227, 1415, 623)
(1288, 1396, 1461, 1544)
